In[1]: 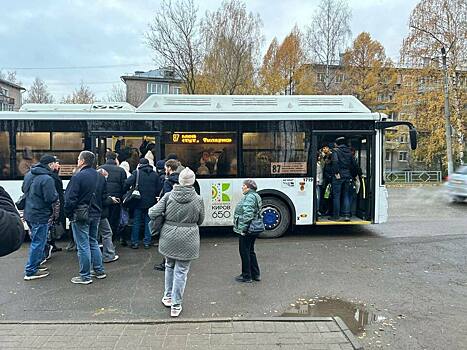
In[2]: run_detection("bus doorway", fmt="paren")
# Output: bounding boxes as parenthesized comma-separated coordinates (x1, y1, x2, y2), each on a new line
(90, 132, 160, 170)
(313, 132, 374, 225)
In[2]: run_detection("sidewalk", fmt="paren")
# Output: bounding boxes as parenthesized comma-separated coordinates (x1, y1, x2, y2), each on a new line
(0, 318, 362, 350)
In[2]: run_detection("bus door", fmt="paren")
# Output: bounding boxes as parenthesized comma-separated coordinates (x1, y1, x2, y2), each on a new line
(312, 131, 374, 225)
(90, 131, 160, 168)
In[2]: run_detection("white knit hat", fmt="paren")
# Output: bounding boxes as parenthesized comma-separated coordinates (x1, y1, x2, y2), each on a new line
(179, 167, 196, 186)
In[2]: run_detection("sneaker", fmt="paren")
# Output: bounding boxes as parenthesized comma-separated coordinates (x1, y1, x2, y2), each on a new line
(24, 270, 49, 281)
(39, 259, 47, 266)
(51, 245, 62, 253)
(130, 244, 139, 249)
(171, 304, 182, 317)
(103, 255, 119, 263)
(343, 216, 351, 222)
(234, 274, 253, 283)
(99, 243, 103, 249)
(252, 275, 261, 282)
(161, 296, 172, 307)
(90, 271, 107, 279)
(154, 262, 165, 271)
(45, 245, 53, 260)
(71, 276, 92, 285)
(144, 244, 150, 249)
(38, 266, 48, 272)
(66, 241, 77, 252)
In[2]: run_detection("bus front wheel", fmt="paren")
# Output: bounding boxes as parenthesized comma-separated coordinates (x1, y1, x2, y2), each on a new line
(259, 197, 291, 238)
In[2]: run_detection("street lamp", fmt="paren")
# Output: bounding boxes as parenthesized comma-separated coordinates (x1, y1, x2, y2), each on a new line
(441, 47, 454, 176)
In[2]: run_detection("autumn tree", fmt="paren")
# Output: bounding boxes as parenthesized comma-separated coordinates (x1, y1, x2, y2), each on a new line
(62, 83, 96, 104)
(105, 84, 126, 103)
(342, 32, 397, 111)
(200, 0, 263, 95)
(259, 38, 282, 94)
(398, 0, 466, 172)
(24, 78, 54, 103)
(305, 0, 351, 93)
(146, 0, 204, 94)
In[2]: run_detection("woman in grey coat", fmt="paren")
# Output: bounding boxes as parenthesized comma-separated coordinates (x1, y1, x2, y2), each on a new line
(148, 167, 204, 317)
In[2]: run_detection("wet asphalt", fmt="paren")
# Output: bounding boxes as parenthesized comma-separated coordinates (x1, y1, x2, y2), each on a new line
(0, 185, 466, 350)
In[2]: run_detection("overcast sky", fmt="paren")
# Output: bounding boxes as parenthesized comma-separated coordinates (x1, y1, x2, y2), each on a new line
(0, 0, 419, 100)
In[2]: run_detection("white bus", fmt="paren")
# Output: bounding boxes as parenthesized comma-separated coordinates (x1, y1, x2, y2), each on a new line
(0, 95, 416, 238)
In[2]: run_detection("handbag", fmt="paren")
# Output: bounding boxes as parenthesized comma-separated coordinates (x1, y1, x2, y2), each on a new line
(247, 194, 265, 235)
(149, 194, 167, 237)
(72, 180, 98, 224)
(122, 170, 141, 208)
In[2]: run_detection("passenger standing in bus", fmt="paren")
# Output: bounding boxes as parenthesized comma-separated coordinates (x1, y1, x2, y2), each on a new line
(124, 158, 161, 249)
(233, 180, 262, 283)
(22, 154, 58, 281)
(316, 153, 324, 216)
(64, 151, 106, 284)
(149, 167, 204, 317)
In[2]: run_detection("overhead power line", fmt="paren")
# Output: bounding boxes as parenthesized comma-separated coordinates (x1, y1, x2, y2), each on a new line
(0, 63, 152, 70)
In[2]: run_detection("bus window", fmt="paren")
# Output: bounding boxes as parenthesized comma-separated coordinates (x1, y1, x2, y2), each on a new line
(243, 132, 309, 177)
(0, 132, 10, 179)
(15, 131, 84, 178)
(163, 132, 237, 177)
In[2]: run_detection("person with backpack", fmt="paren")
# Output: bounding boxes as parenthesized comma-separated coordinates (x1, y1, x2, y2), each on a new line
(124, 158, 162, 249)
(233, 179, 263, 283)
(22, 154, 58, 280)
(330, 137, 360, 221)
(149, 167, 204, 317)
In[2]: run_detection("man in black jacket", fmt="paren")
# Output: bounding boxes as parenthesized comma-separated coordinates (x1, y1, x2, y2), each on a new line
(98, 151, 126, 243)
(330, 137, 358, 221)
(0, 187, 25, 257)
(22, 155, 59, 280)
(64, 151, 106, 284)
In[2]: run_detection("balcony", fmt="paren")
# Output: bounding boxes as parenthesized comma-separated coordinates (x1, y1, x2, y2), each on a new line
(0, 94, 15, 105)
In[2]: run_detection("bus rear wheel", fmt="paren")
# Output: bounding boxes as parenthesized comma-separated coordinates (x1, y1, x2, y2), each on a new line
(259, 197, 291, 238)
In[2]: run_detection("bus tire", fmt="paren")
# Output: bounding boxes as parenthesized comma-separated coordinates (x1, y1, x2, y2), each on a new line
(259, 197, 291, 238)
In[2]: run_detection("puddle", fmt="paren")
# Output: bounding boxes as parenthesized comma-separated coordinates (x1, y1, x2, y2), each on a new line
(281, 296, 386, 335)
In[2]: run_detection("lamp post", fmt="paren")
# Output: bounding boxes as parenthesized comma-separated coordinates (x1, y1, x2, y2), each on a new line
(441, 47, 454, 176)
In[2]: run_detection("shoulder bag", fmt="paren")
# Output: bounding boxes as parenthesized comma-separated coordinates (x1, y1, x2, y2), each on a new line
(73, 179, 98, 224)
(16, 175, 38, 210)
(149, 194, 168, 237)
(247, 194, 265, 235)
(122, 170, 141, 208)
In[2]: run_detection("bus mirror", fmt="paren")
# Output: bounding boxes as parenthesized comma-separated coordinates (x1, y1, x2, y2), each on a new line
(409, 128, 417, 150)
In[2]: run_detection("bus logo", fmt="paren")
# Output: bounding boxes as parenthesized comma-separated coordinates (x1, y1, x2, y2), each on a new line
(212, 182, 231, 202)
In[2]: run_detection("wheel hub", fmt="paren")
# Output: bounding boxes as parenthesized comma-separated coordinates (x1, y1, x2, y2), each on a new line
(261, 206, 281, 230)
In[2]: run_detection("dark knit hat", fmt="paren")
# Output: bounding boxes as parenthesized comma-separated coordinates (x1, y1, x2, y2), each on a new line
(39, 154, 56, 165)
(139, 158, 149, 165)
(156, 159, 166, 171)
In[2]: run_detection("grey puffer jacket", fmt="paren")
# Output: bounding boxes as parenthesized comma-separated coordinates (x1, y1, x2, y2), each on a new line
(149, 185, 204, 261)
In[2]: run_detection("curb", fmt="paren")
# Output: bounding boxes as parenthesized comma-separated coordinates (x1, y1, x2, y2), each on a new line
(334, 316, 363, 350)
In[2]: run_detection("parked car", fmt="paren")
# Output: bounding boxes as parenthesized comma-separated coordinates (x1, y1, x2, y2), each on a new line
(447, 166, 467, 202)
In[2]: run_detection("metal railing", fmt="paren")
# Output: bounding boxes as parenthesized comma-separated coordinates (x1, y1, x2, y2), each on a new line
(385, 171, 442, 183)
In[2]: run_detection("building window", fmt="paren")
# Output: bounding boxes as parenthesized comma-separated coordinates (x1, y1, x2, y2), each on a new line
(163, 132, 237, 177)
(385, 151, 391, 162)
(0, 132, 10, 179)
(398, 134, 408, 143)
(317, 73, 325, 82)
(335, 74, 344, 83)
(147, 82, 171, 94)
(398, 151, 408, 161)
(172, 86, 181, 94)
(0, 88, 8, 96)
(243, 132, 309, 177)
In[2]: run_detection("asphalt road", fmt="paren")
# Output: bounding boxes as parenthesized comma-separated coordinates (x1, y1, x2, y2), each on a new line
(0, 185, 466, 350)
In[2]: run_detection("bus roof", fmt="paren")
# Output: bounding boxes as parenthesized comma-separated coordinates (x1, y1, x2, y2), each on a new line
(19, 102, 136, 113)
(136, 95, 371, 113)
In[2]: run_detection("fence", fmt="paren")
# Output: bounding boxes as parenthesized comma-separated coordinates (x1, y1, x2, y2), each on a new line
(384, 171, 442, 183)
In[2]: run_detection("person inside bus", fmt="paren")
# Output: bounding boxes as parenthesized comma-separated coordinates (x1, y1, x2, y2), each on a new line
(316, 152, 324, 216)
(127, 148, 140, 173)
(18, 147, 36, 176)
(196, 150, 217, 175)
(330, 137, 359, 221)
(322, 145, 334, 216)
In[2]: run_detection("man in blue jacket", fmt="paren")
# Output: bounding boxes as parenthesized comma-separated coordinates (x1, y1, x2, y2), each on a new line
(65, 151, 106, 284)
(22, 154, 58, 281)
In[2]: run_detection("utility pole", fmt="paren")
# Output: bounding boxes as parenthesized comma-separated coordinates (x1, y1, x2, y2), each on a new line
(441, 47, 454, 176)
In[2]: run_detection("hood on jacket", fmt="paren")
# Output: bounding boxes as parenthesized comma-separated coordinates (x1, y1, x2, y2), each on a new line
(171, 185, 197, 204)
(138, 163, 155, 173)
(30, 163, 53, 176)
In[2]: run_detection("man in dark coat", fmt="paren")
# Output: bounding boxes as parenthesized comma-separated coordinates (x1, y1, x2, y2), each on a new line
(330, 137, 359, 221)
(22, 154, 58, 280)
(64, 151, 106, 284)
(0, 187, 25, 257)
(124, 158, 162, 249)
(98, 151, 126, 241)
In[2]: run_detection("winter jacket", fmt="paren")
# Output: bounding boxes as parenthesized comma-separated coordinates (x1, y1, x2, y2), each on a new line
(160, 172, 179, 197)
(124, 164, 162, 209)
(99, 159, 127, 197)
(22, 164, 59, 224)
(64, 166, 105, 220)
(233, 189, 262, 235)
(99, 177, 114, 219)
(0, 186, 25, 257)
(331, 145, 359, 179)
(149, 185, 204, 260)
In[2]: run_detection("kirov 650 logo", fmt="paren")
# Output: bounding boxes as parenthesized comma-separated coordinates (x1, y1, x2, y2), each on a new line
(211, 183, 231, 219)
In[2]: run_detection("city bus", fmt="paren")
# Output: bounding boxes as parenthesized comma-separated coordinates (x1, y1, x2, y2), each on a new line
(0, 95, 416, 238)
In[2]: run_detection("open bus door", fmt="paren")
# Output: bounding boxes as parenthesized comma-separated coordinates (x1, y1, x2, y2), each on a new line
(312, 131, 375, 225)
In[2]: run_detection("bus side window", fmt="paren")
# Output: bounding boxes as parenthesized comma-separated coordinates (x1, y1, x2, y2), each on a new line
(0, 132, 10, 179)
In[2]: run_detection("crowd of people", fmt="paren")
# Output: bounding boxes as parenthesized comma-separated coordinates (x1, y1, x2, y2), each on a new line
(12, 139, 264, 318)
(316, 137, 363, 221)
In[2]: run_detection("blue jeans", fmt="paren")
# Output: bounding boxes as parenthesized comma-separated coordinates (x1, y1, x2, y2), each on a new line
(131, 208, 151, 246)
(164, 258, 191, 306)
(25, 222, 49, 276)
(72, 218, 104, 281)
(332, 177, 352, 217)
